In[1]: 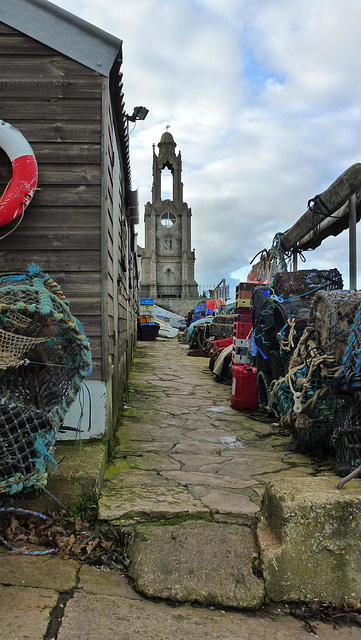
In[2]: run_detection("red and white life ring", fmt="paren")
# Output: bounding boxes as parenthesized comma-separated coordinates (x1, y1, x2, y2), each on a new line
(0, 119, 38, 227)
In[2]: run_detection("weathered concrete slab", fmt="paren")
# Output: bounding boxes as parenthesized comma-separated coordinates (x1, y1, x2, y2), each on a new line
(78, 565, 142, 599)
(259, 477, 361, 603)
(57, 591, 361, 640)
(119, 452, 181, 471)
(199, 488, 260, 523)
(0, 585, 58, 640)
(161, 470, 256, 489)
(16, 440, 107, 511)
(0, 552, 78, 590)
(98, 485, 209, 525)
(127, 520, 264, 609)
(103, 469, 177, 488)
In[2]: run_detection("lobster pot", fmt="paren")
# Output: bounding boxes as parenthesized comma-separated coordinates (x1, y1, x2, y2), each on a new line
(272, 268, 343, 299)
(342, 305, 361, 375)
(251, 286, 269, 328)
(332, 395, 361, 474)
(310, 290, 361, 365)
(0, 265, 92, 495)
(273, 299, 311, 334)
(189, 316, 234, 351)
(271, 368, 343, 453)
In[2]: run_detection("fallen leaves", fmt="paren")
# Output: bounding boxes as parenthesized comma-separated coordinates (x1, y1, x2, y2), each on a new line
(0, 511, 125, 572)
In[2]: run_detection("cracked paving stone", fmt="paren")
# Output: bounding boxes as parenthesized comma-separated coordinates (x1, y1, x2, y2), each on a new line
(199, 488, 261, 521)
(98, 485, 209, 524)
(160, 470, 257, 490)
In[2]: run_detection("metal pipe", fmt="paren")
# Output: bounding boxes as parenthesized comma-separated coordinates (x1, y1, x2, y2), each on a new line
(349, 193, 357, 290)
(281, 163, 361, 251)
(297, 198, 351, 249)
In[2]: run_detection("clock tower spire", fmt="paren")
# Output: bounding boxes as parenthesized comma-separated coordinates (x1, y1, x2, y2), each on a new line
(140, 132, 199, 307)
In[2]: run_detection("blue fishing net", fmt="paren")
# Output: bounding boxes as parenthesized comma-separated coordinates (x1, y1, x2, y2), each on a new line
(0, 264, 91, 494)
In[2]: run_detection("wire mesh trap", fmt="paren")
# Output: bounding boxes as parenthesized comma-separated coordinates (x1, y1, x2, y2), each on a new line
(0, 264, 92, 495)
(265, 289, 360, 457)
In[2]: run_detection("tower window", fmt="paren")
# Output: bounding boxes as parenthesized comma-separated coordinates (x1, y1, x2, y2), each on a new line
(164, 236, 173, 251)
(161, 212, 176, 227)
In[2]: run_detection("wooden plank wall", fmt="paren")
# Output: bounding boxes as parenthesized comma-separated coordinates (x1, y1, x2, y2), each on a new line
(0, 22, 103, 377)
(104, 105, 138, 418)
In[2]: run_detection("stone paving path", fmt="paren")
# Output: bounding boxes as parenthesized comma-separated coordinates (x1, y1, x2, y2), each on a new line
(98, 338, 336, 609)
(100, 339, 316, 527)
(3, 338, 361, 638)
(2, 550, 361, 640)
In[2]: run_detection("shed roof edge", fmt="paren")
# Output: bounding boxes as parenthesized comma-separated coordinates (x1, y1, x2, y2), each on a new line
(1, 0, 122, 75)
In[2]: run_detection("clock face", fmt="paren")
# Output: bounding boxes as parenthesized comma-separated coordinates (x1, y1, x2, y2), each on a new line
(160, 212, 176, 227)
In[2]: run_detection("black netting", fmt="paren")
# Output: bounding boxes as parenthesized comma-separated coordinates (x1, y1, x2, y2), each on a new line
(332, 396, 361, 474)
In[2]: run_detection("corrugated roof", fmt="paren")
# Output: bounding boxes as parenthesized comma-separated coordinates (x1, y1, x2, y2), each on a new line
(1, 0, 122, 75)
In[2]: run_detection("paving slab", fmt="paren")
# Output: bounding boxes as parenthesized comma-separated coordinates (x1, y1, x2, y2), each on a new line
(99, 485, 209, 525)
(57, 591, 361, 640)
(0, 585, 58, 640)
(78, 565, 142, 599)
(103, 469, 177, 488)
(160, 470, 256, 489)
(199, 488, 260, 523)
(127, 520, 264, 609)
(0, 552, 78, 590)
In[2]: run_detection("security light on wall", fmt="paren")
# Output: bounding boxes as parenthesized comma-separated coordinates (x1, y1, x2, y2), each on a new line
(127, 106, 149, 122)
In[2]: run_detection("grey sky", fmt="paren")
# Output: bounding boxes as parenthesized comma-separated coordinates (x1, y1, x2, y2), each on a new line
(51, 0, 361, 294)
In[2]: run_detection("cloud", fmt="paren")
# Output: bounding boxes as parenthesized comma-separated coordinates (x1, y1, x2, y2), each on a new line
(51, 0, 361, 297)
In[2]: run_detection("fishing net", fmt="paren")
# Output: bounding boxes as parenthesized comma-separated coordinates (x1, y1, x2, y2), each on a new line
(0, 265, 92, 495)
(269, 325, 346, 453)
(252, 289, 311, 379)
(271, 365, 342, 452)
(331, 303, 361, 473)
(332, 396, 361, 474)
(310, 290, 361, 366)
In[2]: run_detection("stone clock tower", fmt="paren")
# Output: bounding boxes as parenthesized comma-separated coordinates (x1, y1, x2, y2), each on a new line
(140, 132, 199, 309)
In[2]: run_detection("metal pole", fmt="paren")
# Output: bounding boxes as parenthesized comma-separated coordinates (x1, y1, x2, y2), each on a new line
(292, 247, 298, 272)
(349, 193, 357, 290)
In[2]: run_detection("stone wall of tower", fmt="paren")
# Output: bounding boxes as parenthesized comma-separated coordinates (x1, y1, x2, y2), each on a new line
(140, 132, 199, 301)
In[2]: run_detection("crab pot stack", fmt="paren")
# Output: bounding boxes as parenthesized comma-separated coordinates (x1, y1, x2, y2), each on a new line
(231, 283, 257, 410)
(0, 264, 92, 495)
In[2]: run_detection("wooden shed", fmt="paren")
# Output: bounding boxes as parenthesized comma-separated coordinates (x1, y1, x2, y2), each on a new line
(0, 0, 140, 438)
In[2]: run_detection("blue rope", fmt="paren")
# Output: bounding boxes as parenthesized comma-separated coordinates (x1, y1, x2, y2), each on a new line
(0, 507, 59, 555)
